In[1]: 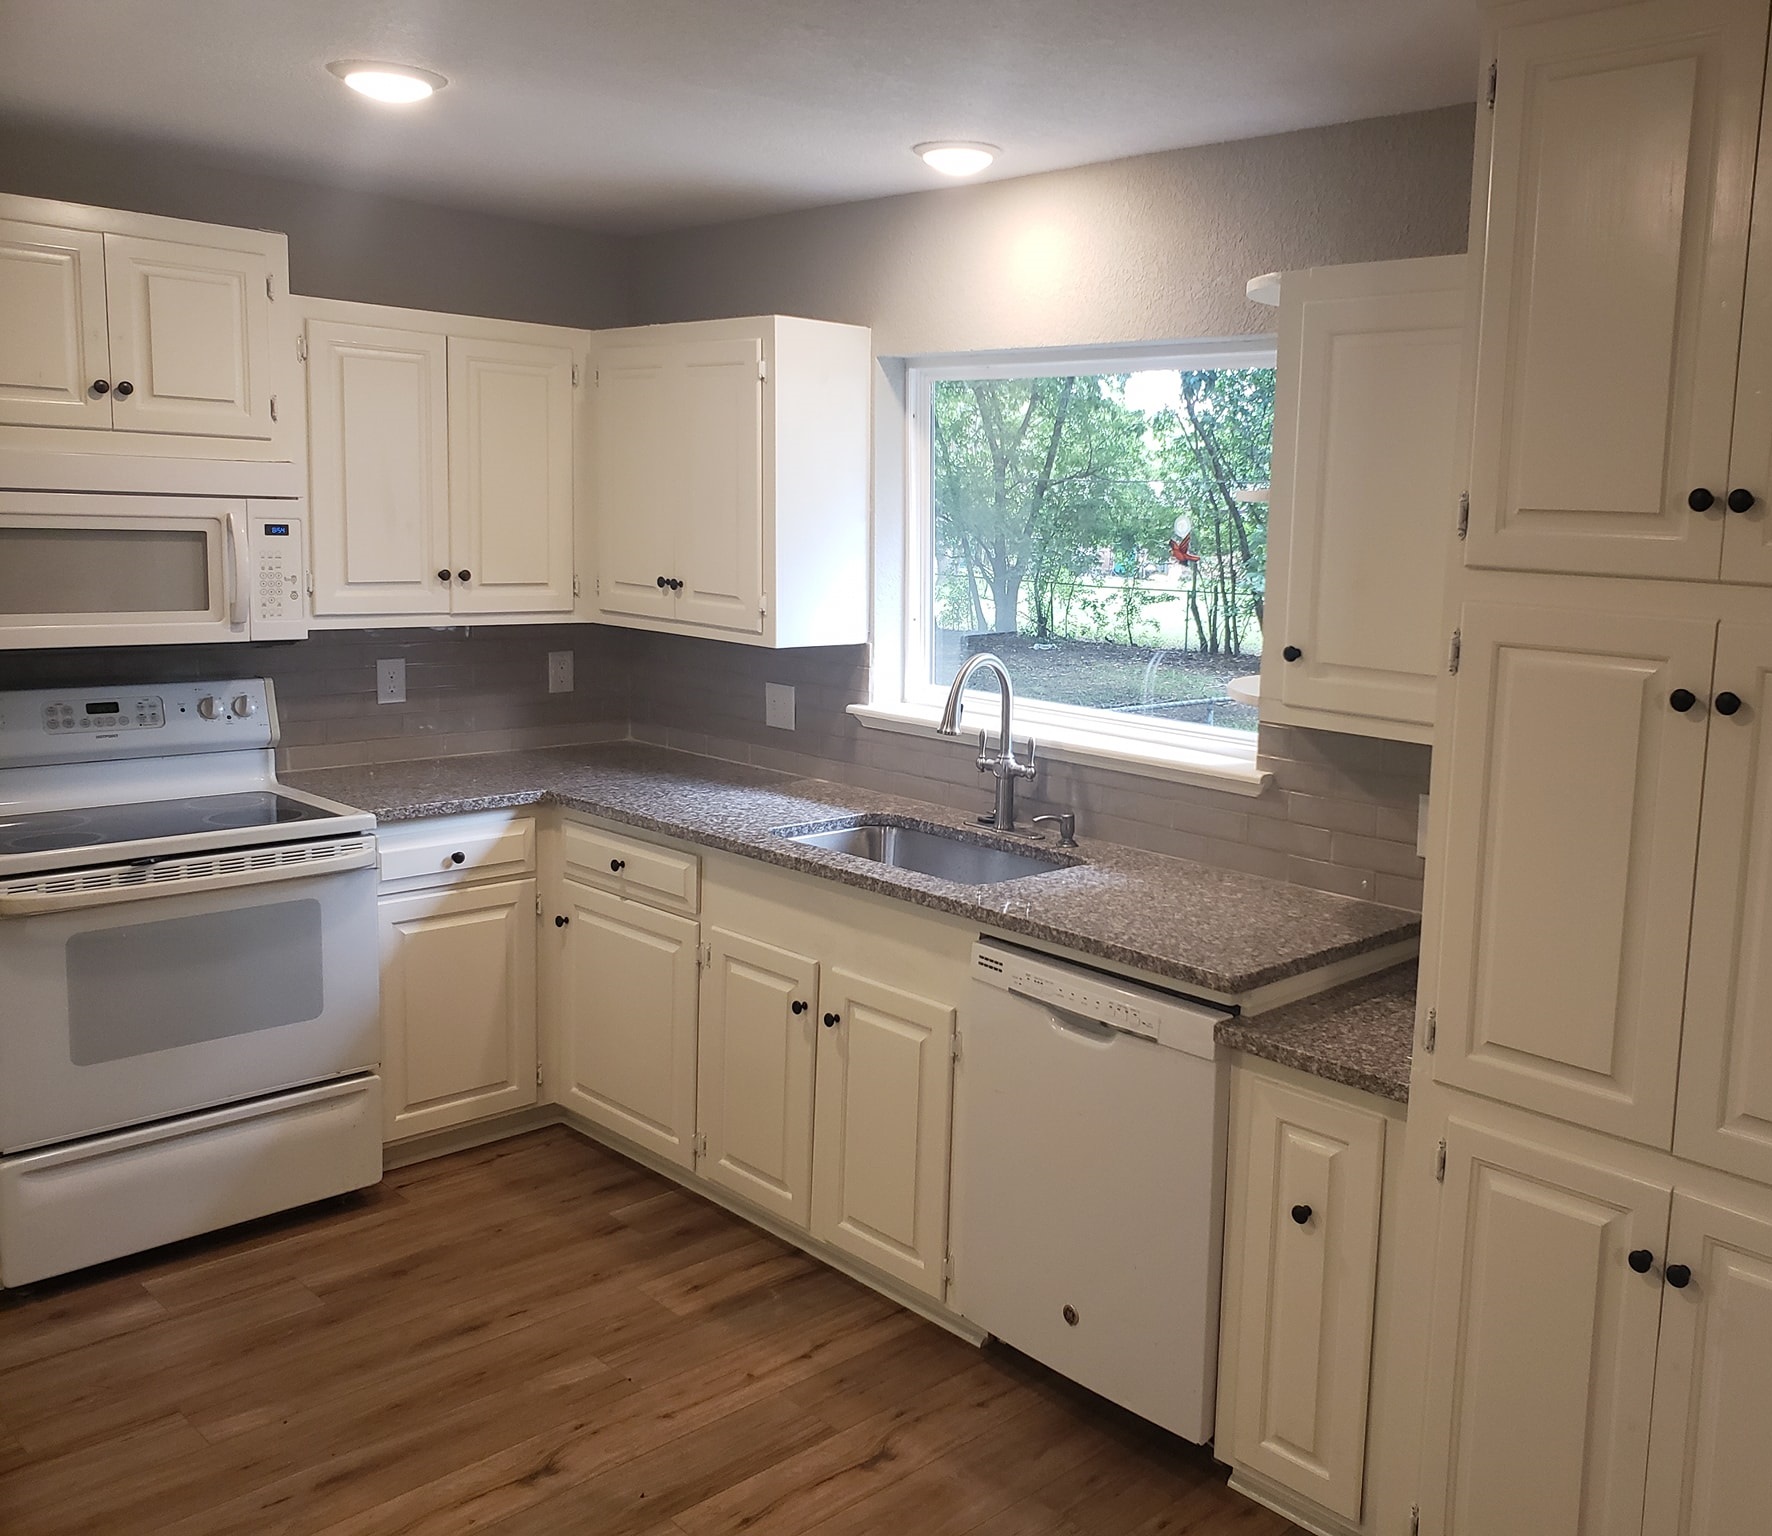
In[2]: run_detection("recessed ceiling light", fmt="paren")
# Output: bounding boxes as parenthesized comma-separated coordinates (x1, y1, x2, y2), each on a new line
(914, 142, 998, 178)
(327, 60, 448, 104)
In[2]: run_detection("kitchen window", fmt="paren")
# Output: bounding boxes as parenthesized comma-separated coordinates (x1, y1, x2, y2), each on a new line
(857, 339, 1278, 793)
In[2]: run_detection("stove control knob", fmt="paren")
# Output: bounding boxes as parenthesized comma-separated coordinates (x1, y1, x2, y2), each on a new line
(197, 695, 222, 720)
(230, 694, 257, 718)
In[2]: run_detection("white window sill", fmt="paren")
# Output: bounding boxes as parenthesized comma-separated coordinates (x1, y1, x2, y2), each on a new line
(847, 702, 1271, 797)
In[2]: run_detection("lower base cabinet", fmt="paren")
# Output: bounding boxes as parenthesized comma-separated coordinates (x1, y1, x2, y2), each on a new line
(1418, 1115, 1772, 1536)
(378, 876, 537, 1140)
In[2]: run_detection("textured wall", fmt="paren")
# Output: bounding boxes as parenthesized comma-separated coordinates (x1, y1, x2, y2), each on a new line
(0, 116, 630, 327)
(628, 106, 1475, 353)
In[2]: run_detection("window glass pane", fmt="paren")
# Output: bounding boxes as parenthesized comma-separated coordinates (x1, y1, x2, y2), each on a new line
(928, 366, 1273, 734)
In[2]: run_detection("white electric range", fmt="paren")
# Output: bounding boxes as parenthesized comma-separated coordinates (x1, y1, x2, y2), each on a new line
(0, 678, 383, 1287)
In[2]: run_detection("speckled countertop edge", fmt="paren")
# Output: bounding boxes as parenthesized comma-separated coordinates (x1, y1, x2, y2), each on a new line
(1217, 963, 1417, 1102)
(285, 741, 1420, 998)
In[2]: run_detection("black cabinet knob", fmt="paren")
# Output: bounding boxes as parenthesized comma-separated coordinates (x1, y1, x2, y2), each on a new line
(554, 915, 569, 928)
(113, 379, 134, 398)
(1715, 692, 1743, 716)
(438, 568, 452, 582)
(791, 1000, 808, 1015)
(457, 569, 471, 582)
(91, 378, 110, 395)
(822, 1011, 840, 1027)
(1670, 689, 1697, 713)
(1282, 645, 1303, 662)
(449, 851, 465, 865)
(1728, 488, 1757, 513)
(657, 575, 668, 588)
(1291, 1204, 1312, 1226)
(1628, 1249, 1654, 1274)
(1689, 487, 1716, 511)
(609, 857, 625, 872)
(667, 578, 684, 591)
(1665, 1263, 1692, 1289)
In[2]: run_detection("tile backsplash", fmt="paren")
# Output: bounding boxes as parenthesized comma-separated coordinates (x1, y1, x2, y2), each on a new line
(0, 624, 1428, 909)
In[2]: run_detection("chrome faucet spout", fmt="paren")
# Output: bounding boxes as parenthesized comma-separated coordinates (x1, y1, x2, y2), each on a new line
(937, 652, 1016, 752)
(937, 652, 1036, 831)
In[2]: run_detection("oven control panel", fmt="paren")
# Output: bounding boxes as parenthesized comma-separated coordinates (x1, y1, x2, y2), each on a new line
(42, 696, 165, 735)
(0, 680, 279, 764)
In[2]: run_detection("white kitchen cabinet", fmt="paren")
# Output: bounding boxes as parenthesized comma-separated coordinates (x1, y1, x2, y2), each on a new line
(0, 194, 298, 492)
(552, 878, 700, 1170)
(300, 299, 582, 624)
(1261, 256, 1465, 742)
(1462, 0, 1769, 582)
(810, 966, 956, 1298)
(588, 314, 870, 648)
(378, 878, 538, 1142)
(1417, 1119, 1670, 1536)
(1431, 597, 1713, 1146)
(1220, 1073, 1386, 1524)
(695, 928, 820, 1227)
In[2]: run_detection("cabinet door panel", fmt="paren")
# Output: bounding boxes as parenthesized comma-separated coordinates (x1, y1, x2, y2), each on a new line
(1674, 624, 1772, 1180)
(811, 967, 955, 1297)
(674, 338, 764, 634)
(1226, 1076, 1385, 1522)
(1642, 1192, 1772, 1536)
(592, 345, 678, 621)
(0, 220, 111, 430)
(1724, 26, 1772, 587)
(103, 234, 274, 440)
(447, 336, 574, 614)
(1418, 1122, 1670, 1536)
(1464, 0, 1764, 580)
(556, 881, 698, 1169)
(305, 321, 449, 617)
(378, 878, 537, 1141)
(696, 928, 818, 1226)
(1434, 601, 1712, 1145)
(1270, 261, 1463, 734)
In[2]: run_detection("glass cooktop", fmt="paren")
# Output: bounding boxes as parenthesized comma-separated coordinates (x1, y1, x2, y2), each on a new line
(0, 792, 339, 860)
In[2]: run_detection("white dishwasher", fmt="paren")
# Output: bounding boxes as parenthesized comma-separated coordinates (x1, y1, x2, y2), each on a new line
(951, 939, 1230, 1443)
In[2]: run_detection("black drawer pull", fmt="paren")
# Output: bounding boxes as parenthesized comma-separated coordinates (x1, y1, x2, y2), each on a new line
(1728, 488, 1757, 513)
(609, 857, 625, 872)
(554, 915, 569, 928)
(449, 851, 465, 865)
(791, 1000, 808, 1015)
(91, 378, 110, 395)
(1689, 487, 1716, 511)
(1665, 1263, 1692, 1289)
(1715, 692, 1743, 717)
(1291, 1204, 1312, 1226)
(1628, 1249, 1654, 1274)
(822, 1011, 840, 1028)
(114, 379, 134, 397)
(1670, 689, 1697, 713)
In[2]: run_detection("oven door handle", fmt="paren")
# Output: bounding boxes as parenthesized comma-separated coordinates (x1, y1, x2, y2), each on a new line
(224, 507, 250, 628)
(0, 838, 378, 917)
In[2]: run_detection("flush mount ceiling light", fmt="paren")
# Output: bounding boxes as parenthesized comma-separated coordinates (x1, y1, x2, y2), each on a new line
(914, 141, 998, 178)
(327, 60, 448, 103)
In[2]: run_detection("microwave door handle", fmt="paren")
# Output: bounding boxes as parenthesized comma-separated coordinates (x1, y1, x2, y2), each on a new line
(224, 509, 249, 627)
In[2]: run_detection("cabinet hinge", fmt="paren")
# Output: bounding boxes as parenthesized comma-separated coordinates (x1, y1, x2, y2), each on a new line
(1423, 1006, 1437, 1054)
(573, 574, 581, 598)
(266, 273, 275, 300)
(305, 570, 315, 596)
(951, 1027, 963, 1065)
(1435, 1140, 1448, 1183)
(698, 941, 712, 970)
(295, 333, 307, 364)
(758, 357, 768, 383)
(942, 1252, 955, 1286)
(1486, 59, 1497, 109)
(760, 593, 768, 619)
(1447, 628, 1461, 675)
(593, 367, 600, 387)
(693, 1131, 708, 1161)
(536, 1061, 544, 1088)
(571, 362, 581, 387)
(269, 395, 278, 423)
(1456, 491, 1469, 540)
(1410, 1506, 1420, 1536)
(535, 892, 543, 917)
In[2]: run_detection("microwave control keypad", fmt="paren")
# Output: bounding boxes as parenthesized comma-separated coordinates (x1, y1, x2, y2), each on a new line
(255, 527, 303, 621)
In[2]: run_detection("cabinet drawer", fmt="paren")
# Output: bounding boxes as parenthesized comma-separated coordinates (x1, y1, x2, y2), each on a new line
(562, 820, 699, 913)
(378, 812, 535, 890)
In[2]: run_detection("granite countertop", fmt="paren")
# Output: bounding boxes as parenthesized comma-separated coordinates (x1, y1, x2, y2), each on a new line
(285, 741, 1419, 998)
(1217, 964, 1417, 1102)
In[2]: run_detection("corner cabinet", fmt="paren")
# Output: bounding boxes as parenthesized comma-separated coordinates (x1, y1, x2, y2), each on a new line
(1260, 256, 1466, 742)
(587, 315, 871, 647)
(0, 194, 300, 494)
(300, 298, 582, 624)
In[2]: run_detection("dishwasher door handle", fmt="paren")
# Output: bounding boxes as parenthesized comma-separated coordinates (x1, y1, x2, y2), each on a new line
(1018, 993, 1121, 1043)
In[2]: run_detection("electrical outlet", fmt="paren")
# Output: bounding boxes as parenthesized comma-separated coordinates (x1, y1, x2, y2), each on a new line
(377, 658, 406, 705)
(765, 682, 796, 730)
(548, 651, 574, 693)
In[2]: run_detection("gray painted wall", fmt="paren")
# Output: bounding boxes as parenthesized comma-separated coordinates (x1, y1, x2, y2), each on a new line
(0, 116, 630, 327)
(628, 106, 1475, 353)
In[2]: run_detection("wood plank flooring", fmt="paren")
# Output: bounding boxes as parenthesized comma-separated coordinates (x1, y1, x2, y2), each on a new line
(0, 1126, 1300, 1536)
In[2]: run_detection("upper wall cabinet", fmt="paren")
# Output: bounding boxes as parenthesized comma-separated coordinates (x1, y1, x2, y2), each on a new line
(300, 299, 582, 625)
(588, 315, 871, 648)
(1463, 0, 1771, 584)
(0, 194, 298, 495)
(1261, 256, 1467, 743)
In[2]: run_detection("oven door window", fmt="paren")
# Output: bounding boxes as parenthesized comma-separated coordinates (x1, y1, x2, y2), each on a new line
(65, 898, 325, 1065)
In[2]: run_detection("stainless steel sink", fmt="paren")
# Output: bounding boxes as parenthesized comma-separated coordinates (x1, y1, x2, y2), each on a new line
(775, 817, 1075, 885)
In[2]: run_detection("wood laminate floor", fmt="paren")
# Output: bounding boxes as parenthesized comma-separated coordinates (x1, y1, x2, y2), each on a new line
(0, 1126, 1301, 1536)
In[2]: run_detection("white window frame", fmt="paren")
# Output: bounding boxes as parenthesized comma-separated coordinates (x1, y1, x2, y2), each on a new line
(851, 337, 1278, 796)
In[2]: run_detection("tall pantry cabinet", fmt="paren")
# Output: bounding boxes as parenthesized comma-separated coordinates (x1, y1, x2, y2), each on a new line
(1404, 2, 1772, 1533)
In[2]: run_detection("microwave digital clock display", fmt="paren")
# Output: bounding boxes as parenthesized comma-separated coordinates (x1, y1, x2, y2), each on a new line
(262, 523, 290, 536)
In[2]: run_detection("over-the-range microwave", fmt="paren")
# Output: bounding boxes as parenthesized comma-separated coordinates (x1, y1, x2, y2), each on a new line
(0, 491, 307, 648)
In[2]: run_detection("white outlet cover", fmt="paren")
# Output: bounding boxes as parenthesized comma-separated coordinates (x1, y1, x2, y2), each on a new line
(548, 650, 574, 693)
(377, 658, 406, 705)
(765, 682, 795, 730)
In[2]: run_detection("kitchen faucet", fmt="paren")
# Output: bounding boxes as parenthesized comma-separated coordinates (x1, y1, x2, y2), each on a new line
(937, 653, 1039, 833)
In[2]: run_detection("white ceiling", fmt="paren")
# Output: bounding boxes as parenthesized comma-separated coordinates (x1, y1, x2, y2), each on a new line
(0, 1, 1481, 235)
